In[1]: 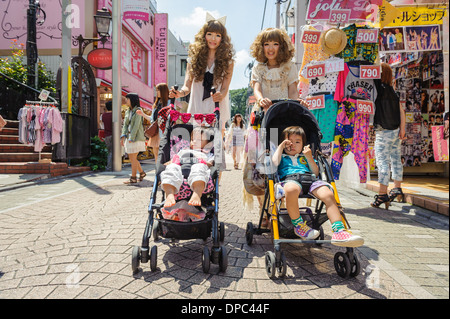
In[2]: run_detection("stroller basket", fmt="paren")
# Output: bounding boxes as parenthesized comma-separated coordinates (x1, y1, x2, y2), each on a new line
(157, 218, 212, 240)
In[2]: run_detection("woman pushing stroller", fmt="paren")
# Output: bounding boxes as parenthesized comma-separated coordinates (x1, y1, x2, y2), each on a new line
(272, 126, 364, 247)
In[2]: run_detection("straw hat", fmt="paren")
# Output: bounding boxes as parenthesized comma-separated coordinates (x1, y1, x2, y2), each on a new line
(320, 28, 347, 55)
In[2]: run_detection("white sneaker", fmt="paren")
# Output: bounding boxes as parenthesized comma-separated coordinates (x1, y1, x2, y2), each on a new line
(275, 184, 285, 199)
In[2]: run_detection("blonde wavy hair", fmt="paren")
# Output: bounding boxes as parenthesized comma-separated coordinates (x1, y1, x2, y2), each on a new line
(188, 20, 235, 87)
(250, 28, 295, 64)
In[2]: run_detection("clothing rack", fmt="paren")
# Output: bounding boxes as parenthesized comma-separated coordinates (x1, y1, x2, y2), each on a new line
(22, 101, 59, 162)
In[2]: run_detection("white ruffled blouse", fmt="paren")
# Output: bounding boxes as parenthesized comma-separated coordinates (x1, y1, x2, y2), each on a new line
(251, 61, 298, 101)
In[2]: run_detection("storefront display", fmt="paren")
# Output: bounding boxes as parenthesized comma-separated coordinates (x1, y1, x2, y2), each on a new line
(300, 1, 448, 184)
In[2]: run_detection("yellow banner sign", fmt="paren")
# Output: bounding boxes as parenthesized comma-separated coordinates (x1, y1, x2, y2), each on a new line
(380, 6, 448, 27)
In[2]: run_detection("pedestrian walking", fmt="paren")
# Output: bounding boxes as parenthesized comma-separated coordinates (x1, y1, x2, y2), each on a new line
(101, 100, 113, 170)
(226, 113, 245, 169)
(371, 63, 406, 209)
(121, 93, 147, 184)
(136, 83, 170, 163)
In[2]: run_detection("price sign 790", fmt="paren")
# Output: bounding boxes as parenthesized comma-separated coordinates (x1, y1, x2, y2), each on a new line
(306, 95, 325, 110)
(306, 63, 325, 79)
(360, 65, 381, 79)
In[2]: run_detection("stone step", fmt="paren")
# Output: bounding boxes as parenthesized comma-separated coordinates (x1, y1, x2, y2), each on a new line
(0, 127, 19, 136)
(0, 152, 52, 162)
(0, 162, 91, 176)
(0, 144, 51, 153)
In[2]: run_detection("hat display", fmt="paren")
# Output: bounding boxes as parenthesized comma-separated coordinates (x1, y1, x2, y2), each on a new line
(319, 28, 347, 55)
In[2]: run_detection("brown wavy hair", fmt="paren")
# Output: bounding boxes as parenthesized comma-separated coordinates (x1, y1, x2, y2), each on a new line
(153, 83, 169, 109)
(250, 28, 295, 64)
(380, 63, 393, 85)
(188, 20, 235, 87)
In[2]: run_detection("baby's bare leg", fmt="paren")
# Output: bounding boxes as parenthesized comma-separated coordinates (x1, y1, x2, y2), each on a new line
(188, 181, 205, 206)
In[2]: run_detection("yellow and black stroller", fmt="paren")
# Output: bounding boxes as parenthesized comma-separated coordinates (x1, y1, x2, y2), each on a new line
(245, 99, 361, 279)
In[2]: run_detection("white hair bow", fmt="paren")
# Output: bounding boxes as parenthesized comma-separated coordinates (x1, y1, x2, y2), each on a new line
(206, 12, 226, 26)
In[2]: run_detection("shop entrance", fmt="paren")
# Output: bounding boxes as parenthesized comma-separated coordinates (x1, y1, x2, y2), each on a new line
(71, 56, 98, 137)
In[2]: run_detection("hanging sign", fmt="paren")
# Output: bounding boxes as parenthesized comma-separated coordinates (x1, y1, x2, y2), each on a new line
(301, 30, 322, 44)
(306, 95, 326, 110)
(328, 9, 351, 24)
(87, 48, 113, 70)
(380, 5, 448, 27)
(360, 65, 381, 79)
(356, 100, 374, 115)
(306, 0, 383, 21)
(432, 126, 449, 162)
(306, 63, 326, 79)
(123, 0, 150, 22)
(154, 13, 168, 85)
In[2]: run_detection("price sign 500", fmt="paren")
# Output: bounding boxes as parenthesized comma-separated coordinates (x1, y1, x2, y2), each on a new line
(306, 95, 325, 111)
(306, 63, 325, 79)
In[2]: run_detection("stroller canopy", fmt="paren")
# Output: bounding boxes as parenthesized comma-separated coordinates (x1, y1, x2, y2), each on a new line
(261, 100, 323, 154)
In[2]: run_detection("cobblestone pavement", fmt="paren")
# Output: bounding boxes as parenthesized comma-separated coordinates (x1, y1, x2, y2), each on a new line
(0, 155, 448, 300)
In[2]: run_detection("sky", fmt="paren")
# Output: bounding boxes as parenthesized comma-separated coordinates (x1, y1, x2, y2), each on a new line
(156, 0, 279, 90)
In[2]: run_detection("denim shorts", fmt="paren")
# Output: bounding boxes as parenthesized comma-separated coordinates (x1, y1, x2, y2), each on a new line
(280, 179, 333, 195)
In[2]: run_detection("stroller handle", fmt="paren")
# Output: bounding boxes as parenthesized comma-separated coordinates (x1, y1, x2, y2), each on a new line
(170, 85, 178, 105)
(211, 87, 220, 123)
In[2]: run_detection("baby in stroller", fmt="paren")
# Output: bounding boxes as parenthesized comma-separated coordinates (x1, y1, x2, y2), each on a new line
(161, 126, 214, 208)
(272, 125, 364, 247)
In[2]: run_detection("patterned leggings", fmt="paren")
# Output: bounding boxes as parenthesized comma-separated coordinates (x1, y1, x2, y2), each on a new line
(331, 100, 370, 183)
(374, 129, 403, 186)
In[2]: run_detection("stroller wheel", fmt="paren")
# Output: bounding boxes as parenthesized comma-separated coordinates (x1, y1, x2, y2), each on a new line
(277, 251, 287, 278)
(202, 246, 210, 273)
(150, 245, 158, 272)
(219, 222, 225, 242)
(152, 219, 160, 241)
(245, 222, 254, 246)
(349, 252, 361, 278)
(131, 246, 141, 274)
(334, 251, 351, 278)
(265, 251, 276, 279)
(219, 245, 228, 273)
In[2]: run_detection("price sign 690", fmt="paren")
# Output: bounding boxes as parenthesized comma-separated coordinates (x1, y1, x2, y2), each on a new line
(306, 63, 325, 79)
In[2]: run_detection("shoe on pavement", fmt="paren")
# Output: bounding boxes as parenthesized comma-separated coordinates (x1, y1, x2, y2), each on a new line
(294, 222, 320, 240)
(331, 230, 364, 247)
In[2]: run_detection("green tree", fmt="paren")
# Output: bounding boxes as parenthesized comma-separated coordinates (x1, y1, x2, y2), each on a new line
(0, 40, 56, 94)
(229, 87, 253, 120)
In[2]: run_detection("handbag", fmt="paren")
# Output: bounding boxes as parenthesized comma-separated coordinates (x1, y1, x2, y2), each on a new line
(145, 121, 159, 138)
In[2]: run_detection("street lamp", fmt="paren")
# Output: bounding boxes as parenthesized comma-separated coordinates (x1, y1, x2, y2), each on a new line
(72, 7, 112, 56)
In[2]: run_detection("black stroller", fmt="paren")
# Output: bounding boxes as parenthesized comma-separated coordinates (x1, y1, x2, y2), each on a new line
(131, 90, 227, 274)
(245, 100, 361, 279)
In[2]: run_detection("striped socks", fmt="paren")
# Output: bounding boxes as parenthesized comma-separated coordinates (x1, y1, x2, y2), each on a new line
(291, 216, 304, 227)
(331, 221, 345, 233)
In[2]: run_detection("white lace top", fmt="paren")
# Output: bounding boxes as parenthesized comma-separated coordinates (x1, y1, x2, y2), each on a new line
(251, 61, 298, 100)
(187, 62, 230, 128)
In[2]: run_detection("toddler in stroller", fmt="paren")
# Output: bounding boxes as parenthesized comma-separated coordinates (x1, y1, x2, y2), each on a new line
(131, 105, 227, 274)
(161, 126, 214, 208)
(272, 125, 364, 247)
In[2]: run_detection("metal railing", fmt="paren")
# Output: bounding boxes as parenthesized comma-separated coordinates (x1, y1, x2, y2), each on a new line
(0, 70, 59, 120)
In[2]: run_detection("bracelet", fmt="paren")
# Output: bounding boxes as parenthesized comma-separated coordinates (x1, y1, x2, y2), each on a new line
(180, 89, 186, 97)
